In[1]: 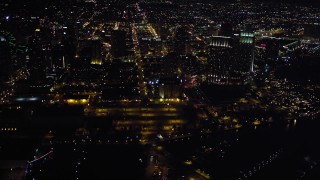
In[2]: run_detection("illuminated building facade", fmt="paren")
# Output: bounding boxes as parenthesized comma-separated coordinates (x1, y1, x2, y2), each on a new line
(237, 31, 255, 73)
(63, 95, 89, 105)
(206, 31, 255, 85)
(206, 36, 233, 84)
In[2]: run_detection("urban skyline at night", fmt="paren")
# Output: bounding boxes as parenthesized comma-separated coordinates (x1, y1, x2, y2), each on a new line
(0, 0, 320, 179)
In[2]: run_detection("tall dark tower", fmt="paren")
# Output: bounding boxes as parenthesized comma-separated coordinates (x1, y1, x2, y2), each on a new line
(304, 24, 320, 40)
(111, 30, 127, 58)
(28, 34, 46, 84)
(0, 35, 11, 85)
(219, 23, 233, 37)
(174, 27, 188, 55)
(77, 40, 102, 65)
(61, 25, 77, 69)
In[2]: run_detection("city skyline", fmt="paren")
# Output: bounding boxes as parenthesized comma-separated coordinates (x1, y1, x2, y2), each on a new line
(0, 0, 320, 179)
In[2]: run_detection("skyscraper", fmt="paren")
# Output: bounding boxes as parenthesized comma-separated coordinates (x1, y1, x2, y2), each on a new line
(207, 32, 255, 85)
(77, 40, 103, 65)
(237, 31, 255, 72)
(304, 24, 320, 40)
(219, 23, 233, 37)
(0, 34, 11, 85)
(28, 33, 46, 84)
(174, 26, 189, 55)
(207, 36, 233, 84)
(111, 30, 127, 58)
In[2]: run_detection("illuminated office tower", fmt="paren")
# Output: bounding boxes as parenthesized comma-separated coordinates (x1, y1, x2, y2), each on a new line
(207, 36, 233, 84)
(234, 32, 255, 73)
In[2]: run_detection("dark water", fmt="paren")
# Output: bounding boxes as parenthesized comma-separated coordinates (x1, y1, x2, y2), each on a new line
(26, 144, 147, 180)
(3, 109, 320, 180)
(164, 118, 320, 180)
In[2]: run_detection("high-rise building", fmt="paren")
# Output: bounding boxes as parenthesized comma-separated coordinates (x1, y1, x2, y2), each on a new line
(61, 26, 77, 68)
(0, 35, 11, 85)
(174, 26, 189, 55)
(28, 34, 47, 84)
(206, 32, 254, 85)
(219, 23, 233, 37)
(111, 30, 127, 58)
(207, 36, 233, 84)
(304, 24, 320, 40)
(235, 31, 255, 72)
(77, 40, 103, 65)
(257, 38, 280, 64)
(159, 77, 182, 99)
